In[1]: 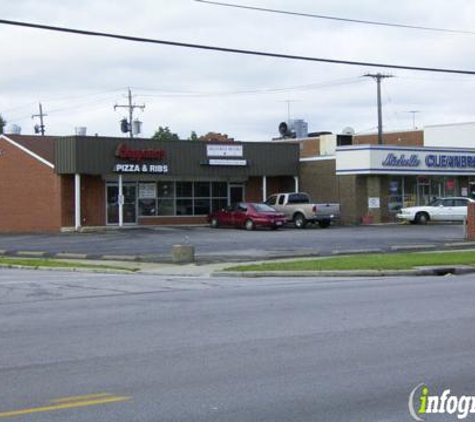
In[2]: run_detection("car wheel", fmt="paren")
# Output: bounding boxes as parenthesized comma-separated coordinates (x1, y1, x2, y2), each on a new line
(294, 213, 307, 229)
(415, 212, 429, 225)
(210, 217, 219, 228)
(245, 219, 255, 231)
(318, 219, 331, 229)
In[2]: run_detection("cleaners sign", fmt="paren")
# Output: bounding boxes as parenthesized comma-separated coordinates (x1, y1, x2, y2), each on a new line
(336, 146, 475, 175)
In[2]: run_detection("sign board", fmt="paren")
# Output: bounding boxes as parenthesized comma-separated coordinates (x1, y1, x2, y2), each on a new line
(208, 159, 247, 166)
(368, 197, 380, 209)
(206, 144, 243, 157)
(115, 143, 166, 162)
(139, 183, 157, 199)
(336, 145, 475, 175)
(113, 164, 168, 173)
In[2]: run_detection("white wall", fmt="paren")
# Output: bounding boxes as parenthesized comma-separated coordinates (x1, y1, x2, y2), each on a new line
(424, 122, 475, 148)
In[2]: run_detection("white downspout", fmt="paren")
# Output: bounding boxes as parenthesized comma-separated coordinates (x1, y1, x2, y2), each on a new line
(294, 176, 299, 192)
(118, 174, 124, 227)
(74, 174, 81, 231)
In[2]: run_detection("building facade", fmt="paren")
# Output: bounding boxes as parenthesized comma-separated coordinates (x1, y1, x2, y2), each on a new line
(297, 124, 475, 224)
(0, 135, 299, 232)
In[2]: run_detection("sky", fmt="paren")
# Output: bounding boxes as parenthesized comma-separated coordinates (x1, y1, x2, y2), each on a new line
(1, 0, 475, 141)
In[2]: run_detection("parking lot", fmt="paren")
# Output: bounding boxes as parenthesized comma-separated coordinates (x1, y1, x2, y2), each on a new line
(0, 223, 469, 263)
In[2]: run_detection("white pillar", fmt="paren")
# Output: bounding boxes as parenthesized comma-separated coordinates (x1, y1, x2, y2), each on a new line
(74, 174, 81, 231)
(118, 174, 124, 227)
(294, 176, 299, 192)
(262, 176, 267, 202)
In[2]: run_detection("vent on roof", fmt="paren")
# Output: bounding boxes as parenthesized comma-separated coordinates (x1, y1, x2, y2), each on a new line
(75, 127, 87, 136)
(8, 124, 22, 135)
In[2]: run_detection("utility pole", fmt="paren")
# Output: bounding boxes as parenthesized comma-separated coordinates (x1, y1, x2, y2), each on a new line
(114, 88, 145, 138)
(32, 103, 47, 136)
(364, 73, 393, 144)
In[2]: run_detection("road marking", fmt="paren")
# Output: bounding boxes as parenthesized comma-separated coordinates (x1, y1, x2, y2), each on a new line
(50, 393, 114, 403)
(0, 394, 131, 418)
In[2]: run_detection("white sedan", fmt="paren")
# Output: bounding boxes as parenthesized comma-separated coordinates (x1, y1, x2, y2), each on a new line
(396, 197, 475, 224)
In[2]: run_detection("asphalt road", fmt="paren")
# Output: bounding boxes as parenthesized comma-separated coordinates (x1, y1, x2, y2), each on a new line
(1, 269, 475, 421)
(0, 223, 469, 262)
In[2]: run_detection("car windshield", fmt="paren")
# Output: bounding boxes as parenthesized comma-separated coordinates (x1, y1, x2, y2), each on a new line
(253, 204, 277, 213)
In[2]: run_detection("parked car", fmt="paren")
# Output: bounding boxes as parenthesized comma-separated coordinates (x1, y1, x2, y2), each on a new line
(396, 197, 475, 224)
(266, 192, 340, 228)
(208, 202, 287, 230)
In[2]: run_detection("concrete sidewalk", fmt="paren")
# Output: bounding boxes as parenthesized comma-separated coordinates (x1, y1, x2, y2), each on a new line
(1, 254, 475, 279)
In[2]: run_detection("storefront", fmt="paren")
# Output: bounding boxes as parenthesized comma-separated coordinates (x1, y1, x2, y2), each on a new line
(0, 135, 299, 232)
(335, 144, 475, 223)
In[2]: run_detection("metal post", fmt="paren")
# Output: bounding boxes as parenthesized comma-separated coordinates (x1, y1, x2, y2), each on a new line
(262, 176, 267, 202)
(74, 174, 81, 231)
(294, 176, 299, 192)
(118, 174, 124, 227)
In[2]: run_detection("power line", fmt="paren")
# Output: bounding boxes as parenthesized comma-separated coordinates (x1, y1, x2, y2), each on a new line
(0, 18, 475, 75)
(195, 0, 475, 36)
(133, 77, 365, 98)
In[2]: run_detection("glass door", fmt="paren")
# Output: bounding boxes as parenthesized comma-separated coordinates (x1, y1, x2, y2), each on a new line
(106, 183, 137, 225)
(229, 184, 245, 204)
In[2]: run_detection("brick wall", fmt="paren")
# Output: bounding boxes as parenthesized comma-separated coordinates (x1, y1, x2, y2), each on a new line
(299, 159, 339, 203)
(81, 176, 106, 226)
(139, 216, 207, 226)
(353, 130, 423, 147)
(467, 203, 475, 240)
(0, 138, 62, 232)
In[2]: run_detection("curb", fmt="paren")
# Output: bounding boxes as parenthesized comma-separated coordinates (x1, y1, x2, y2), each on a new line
(213, 266, 475, 278)
(0, 263, 136, 274)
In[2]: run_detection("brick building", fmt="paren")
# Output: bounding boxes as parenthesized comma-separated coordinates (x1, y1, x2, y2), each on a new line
(0, 134, 298, 232)
(292, 124, 475, 224)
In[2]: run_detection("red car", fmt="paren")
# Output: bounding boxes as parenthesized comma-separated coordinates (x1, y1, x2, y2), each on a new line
(208, 202, 287, 230)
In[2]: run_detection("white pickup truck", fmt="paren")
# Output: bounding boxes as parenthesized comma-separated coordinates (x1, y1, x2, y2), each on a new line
(266, 192, 340, 228)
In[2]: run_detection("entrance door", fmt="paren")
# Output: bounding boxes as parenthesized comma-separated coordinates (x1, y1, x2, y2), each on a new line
(229, 184, 245, 204)
(417, 179, 431, 206)
(106, 183, 137, 225)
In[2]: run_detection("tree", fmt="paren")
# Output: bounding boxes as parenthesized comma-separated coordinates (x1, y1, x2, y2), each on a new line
(151, 126, 180, 142)
(188, 131, 199, 141)
(0, 115, 6, 135)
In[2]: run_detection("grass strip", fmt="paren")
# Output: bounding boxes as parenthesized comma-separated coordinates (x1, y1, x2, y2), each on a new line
(0, 257, 137, 272)
(225, 251, 475, 272)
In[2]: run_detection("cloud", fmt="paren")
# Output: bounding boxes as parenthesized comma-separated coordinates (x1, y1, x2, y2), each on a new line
(0, 0, 474, 139)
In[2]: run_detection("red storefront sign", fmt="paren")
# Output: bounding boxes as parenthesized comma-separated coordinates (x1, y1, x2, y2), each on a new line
(115, 143, 166, 162)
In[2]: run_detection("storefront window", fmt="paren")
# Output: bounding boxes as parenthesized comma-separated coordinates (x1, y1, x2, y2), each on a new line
(157, 182, 174, 198)
(109, 180, 231, 219)
(194, 182, 211, 197)
(139, 183, 157, 217)
(176, 182, 192, 197)
(176, 199, 193, 215)
(388, 178, 403, 213)
(158, 199, 175, 216)
(212, 182, 227, 197)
